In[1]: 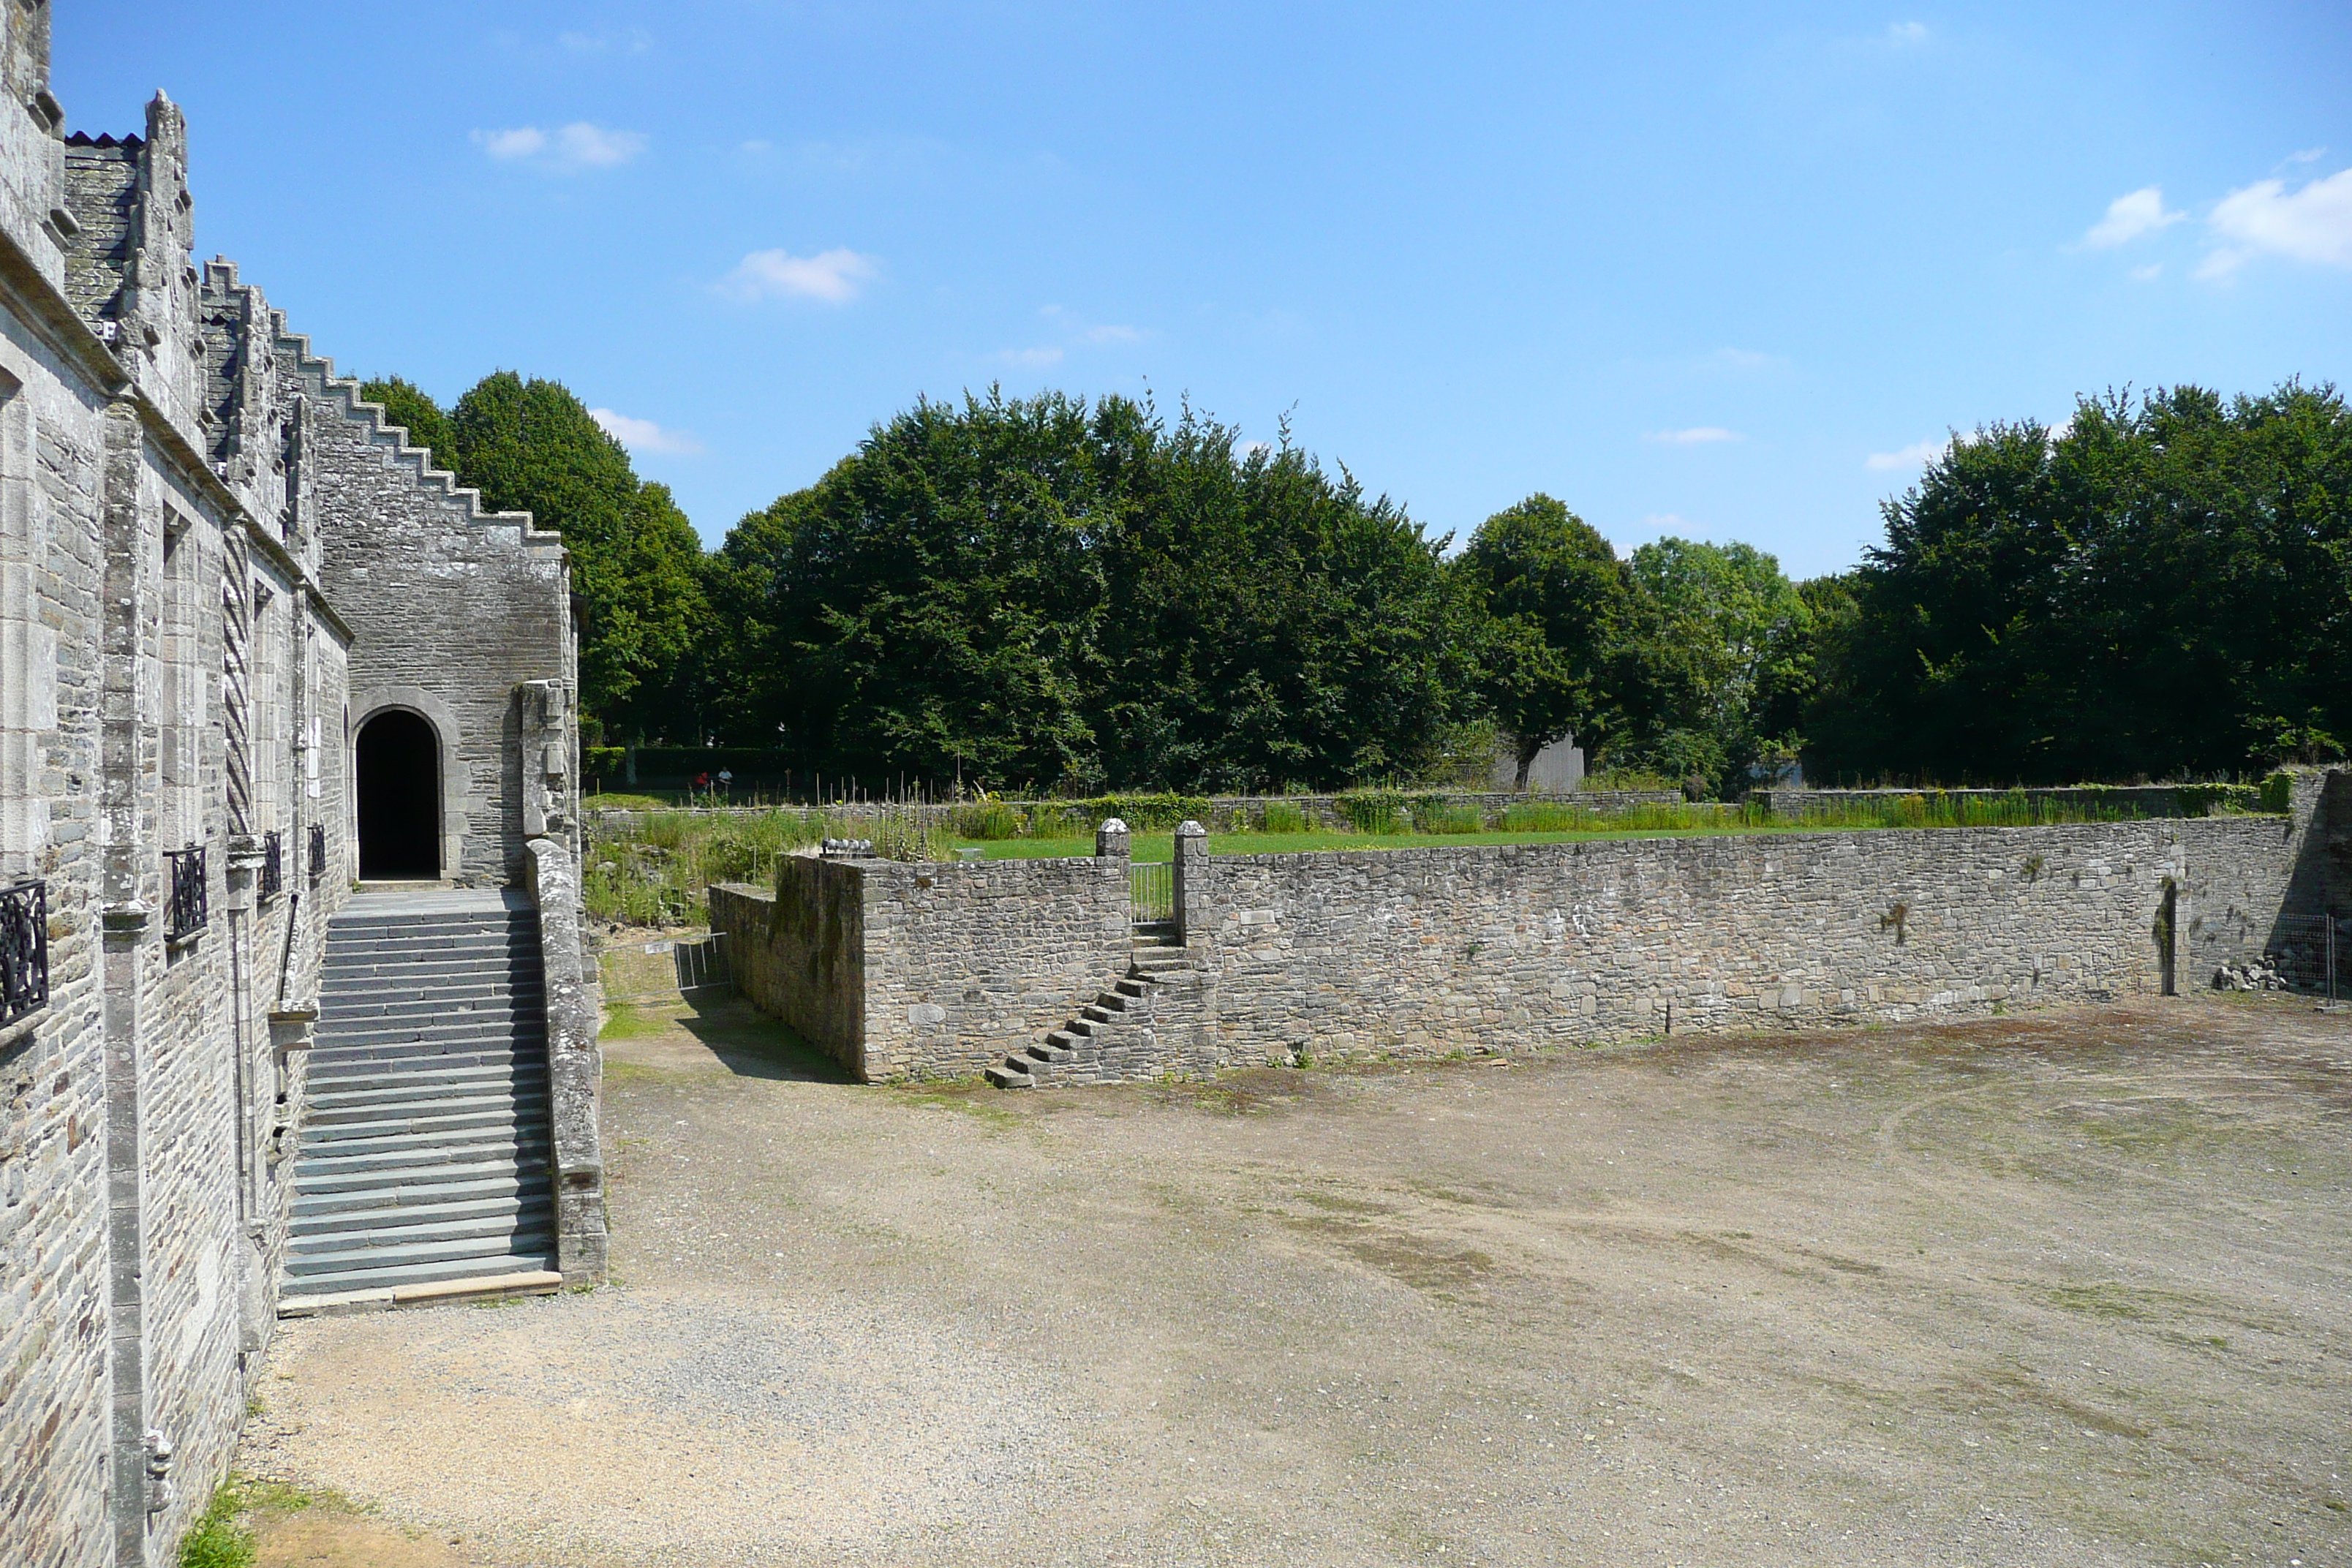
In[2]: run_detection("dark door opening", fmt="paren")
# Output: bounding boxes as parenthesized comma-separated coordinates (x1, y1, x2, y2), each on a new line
(356, 709, 442, 879)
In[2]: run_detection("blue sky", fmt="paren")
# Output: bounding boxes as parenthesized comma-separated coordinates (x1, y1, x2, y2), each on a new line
(55, 2, 2352, 577)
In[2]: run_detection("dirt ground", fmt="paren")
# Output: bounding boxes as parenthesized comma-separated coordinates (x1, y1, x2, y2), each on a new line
(235, 973, 2352, 1568)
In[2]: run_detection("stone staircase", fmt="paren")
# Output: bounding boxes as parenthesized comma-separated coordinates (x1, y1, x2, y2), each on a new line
(279, 892, 563, 1312)
(985, 934, 1199, 1089)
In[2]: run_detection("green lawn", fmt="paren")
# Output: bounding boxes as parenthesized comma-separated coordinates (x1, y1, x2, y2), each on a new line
(956, 826, 1788, 862)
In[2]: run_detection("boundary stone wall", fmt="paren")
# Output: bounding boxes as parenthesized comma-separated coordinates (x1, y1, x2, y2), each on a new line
(711, 853, 1131, 1081)
(714, 778, 2341, 1084)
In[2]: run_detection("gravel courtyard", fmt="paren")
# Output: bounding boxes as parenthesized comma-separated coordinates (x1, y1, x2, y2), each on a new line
(237, 989, 2352, 1567)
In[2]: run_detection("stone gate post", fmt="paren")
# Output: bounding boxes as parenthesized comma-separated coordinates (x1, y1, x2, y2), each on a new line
(1096, 816, 1131, 860)
(1172, 818, 1208, 946)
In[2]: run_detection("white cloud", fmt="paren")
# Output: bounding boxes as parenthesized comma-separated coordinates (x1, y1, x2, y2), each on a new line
(559, 28, 651, 54)
(1866, 439, 1945, 472)
(739, 138, 774, 154)
(589, 408, 704, 457)
(717, 247, 879, 304)
(2288, 146, 2327, 165)
(1646, 426, 1742, 445)
(1084, 323, 1142, 345)
(1711, 347, 1777, 370)
(475, 127, 546, 160)
(2205, 167, 2352, 271)
(995, 346, 1064, 368)
(2082, 186, 2183, 248)
(1885, 20, 1930, 45)
(2128, 263, 2163, 282)
(472, 121, 646, 173)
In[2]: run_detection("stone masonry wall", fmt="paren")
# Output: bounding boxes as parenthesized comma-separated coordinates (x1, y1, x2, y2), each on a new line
(721, 804, 2330, 1088)
(709, 870, 864, 1075)
(711, 853, 1131, 1082)
(293, 341, 573, 887)
(1180, 816, 2283, 1065)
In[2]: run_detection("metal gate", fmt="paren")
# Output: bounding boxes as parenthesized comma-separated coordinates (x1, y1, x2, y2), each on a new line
(1131, 861, 1174, 930)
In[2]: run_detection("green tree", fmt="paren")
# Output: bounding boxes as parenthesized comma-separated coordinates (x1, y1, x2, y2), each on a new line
(1606, 538, 1805, 796)
(1452, 494, 1629, 784)
(706, 390, 1480, 791)
(1812, 382, 2352, 783)
(444, 372, 708, 732)
(359, 377, 455, 473)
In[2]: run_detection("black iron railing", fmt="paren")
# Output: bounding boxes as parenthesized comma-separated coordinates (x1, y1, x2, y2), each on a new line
(260, 829, 283, 900)
(165, 846, 207, 941)
(307, 823, 326, 887)
(1, 879, 47, 1028)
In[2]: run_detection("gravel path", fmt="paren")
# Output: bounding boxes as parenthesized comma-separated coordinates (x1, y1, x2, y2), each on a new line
(239, 992, 2352, 1567)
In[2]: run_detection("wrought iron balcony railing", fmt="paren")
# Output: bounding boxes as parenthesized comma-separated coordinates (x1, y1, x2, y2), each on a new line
(260, 829, 284, 900)
(1, 879, 46, 1028)
(307, 823, 327, 887)
(165, 846, 208, 942)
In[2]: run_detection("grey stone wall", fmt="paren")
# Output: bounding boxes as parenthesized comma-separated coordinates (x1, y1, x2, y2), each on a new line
(710, 870, 864, 1074)
(1178, 818, 2269, 1064)
(0, 31, 362, 1567)
(710, 853, 1131, 1082)
(721, 797, 2333, 1087)
(291, 339, 575, 887)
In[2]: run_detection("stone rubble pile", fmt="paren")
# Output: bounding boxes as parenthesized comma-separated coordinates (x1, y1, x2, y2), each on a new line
(2212, 957, 2288, 991)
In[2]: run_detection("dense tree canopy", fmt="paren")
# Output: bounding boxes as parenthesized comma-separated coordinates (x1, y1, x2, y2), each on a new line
(1805, 382, 2352, 783)
(704, 391, 1479, 792)
(361, 369, 2348, 794)
(361, 372, 708, 735)
(1452, 495, 1627, 783)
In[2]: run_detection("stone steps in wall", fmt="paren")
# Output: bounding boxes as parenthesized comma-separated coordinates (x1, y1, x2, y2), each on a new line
(280, 903, 561, 1313)
(987, 952, 1197, 1089)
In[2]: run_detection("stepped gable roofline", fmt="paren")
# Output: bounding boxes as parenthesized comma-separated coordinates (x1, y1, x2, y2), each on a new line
(274, 323, 565, 556)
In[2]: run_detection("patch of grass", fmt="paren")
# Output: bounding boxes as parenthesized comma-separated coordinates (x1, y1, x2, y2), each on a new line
(597, 1003, 673, 1041)
(177, 1482, 254, 1568)
(583, 791, 671, 810)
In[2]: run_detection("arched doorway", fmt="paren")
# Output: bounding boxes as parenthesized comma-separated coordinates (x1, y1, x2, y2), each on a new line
(355, 709, 442, 878)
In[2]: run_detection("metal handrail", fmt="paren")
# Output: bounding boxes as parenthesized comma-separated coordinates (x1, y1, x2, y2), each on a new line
(0, 879, 47, 1027)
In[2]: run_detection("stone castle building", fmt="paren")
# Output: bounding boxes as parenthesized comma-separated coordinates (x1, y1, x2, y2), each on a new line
(0, 5, 594, 1563)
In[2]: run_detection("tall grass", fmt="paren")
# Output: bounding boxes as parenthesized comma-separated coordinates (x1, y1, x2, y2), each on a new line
(584, 807, 949, 926)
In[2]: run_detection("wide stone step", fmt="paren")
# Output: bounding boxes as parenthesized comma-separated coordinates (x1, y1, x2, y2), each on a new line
(314, 1020, 548, 1053)
(280, 1244, 560, 1297)
(290, 1187, 547, 1237)
(294, 1123, 549, 1172)
(300, 1098, 546, 1140)
(307, 1053, 547, 1088)
(306, 1066, 546, 1109)
(293, 1149, 550, 1195)
(983, 1062, 1035, 1089)
(321, 957, 540, 984)
(293, 1166, 543, 1217)
(288, 1202, 553, 1257)
(320, 988, 543, 1024)
(306, 1077, 545, 1119)
(328, 913, 536, 935)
